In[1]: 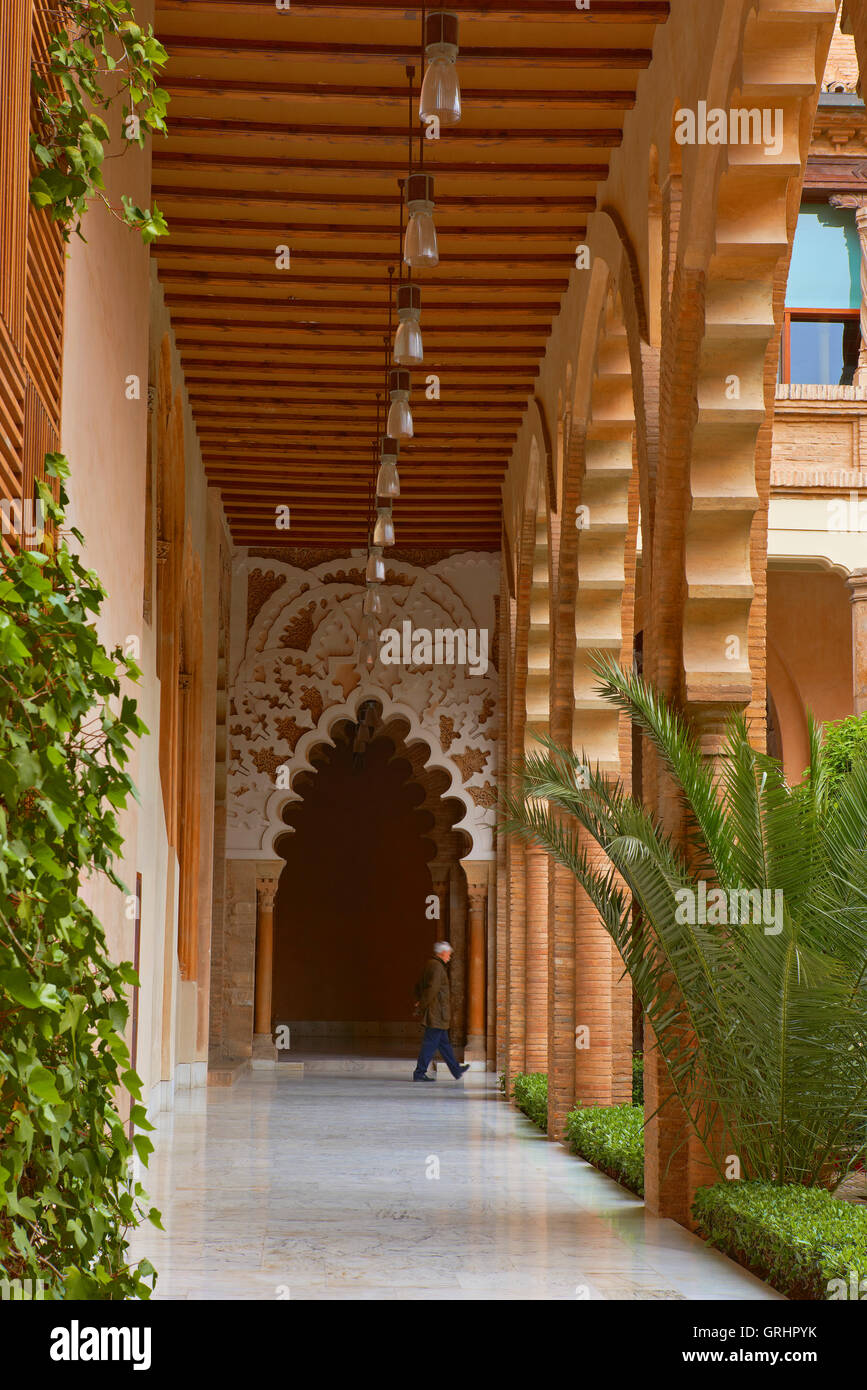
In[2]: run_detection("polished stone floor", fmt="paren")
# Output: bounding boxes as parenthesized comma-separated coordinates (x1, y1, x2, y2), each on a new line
(128, 1070, 781, 1301)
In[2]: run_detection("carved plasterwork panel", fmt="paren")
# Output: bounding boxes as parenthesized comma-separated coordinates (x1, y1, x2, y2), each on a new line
(228, 550, 500, 859)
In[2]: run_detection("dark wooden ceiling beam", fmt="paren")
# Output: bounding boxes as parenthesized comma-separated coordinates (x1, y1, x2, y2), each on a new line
(157, 268, 570, 291)
(153, 186, 596, 212)
(157, 1, 668, 20)
(155, 245, 574, 264)
(153, 153, 608, 180)
(167, 294, 562, 314)
(163, 79, 636, 110)
(161, 36, 653, 68)
(164, 116, 622, 144)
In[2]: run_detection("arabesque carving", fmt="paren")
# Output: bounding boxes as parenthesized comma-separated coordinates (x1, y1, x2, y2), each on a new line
(228, 550, 500, 859)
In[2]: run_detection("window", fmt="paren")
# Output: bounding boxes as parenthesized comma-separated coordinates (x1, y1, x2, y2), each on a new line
(781, 309, 860, 386)
(780, 203, 862, 385)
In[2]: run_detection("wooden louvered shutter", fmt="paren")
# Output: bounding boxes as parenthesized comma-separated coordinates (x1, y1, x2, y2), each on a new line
(0, 0, 65, 549)
(0, 0, 32, 524)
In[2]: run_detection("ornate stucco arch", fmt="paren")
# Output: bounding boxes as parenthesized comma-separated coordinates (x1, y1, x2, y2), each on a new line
(228, 550, 499, 863)
(262, 686, 480, 857)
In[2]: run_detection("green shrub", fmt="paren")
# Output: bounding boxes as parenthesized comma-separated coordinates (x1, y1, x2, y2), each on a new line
(693, 1180, 867, 1300)
(512, 1072, 548, 1132)
(0, 458, 160, 1298)
(565, 1104, 644, 1196)
(632, 1054, 644, 1107)
(807, 711, 867, 799)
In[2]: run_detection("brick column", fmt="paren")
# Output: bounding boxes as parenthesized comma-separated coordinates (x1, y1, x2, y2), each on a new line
(462, 860, 489, 1062)
(546, 850, 576, 1140)
(253, 870, 280, 1064)
(524, 847, 548, 1072)
(847, 569, 867, 715)
(506, 835, 526, 1081)
(573, 840, 632, 1110)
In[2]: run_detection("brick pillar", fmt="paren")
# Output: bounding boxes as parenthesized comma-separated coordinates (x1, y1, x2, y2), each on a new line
(847, 569, 867, 714)
(573, 839, 632, 1109)
(462, 860, 489, 1062)
(524, 847, 548, 1072)
(506, 835, 526, 1081)
(546, 849, 576, 1140)
(253, 869, 280, 1064)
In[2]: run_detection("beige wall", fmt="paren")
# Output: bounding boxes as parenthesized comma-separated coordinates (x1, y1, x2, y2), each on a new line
(59, 16, 230, 1113)
(768, 568, 854, 785)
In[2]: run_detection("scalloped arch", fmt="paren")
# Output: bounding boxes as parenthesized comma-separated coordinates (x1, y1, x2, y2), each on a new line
(262, 684, 484, 859)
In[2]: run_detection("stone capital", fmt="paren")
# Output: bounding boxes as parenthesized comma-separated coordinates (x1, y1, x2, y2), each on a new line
(256, 876, 280, 912)
(460, 859, 490, 903)
(847, 568, 867, 605)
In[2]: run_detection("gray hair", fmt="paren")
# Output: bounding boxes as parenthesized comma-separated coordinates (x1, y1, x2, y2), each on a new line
(433, 940, 452, 956)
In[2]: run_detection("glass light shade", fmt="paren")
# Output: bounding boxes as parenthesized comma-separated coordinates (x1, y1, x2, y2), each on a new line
(394, 314, 423, 366)
(373, 506, 395, 547)
(419, 44, 461, 126)
(387, 391, 413, 439)
(360, 614, 379, 643)
(403, 202, 439, 269)
(363, 584, 382, 616)
(376, 460, 400, 498)
(365, 547, 385, 583)
(357, 637, 377, 673)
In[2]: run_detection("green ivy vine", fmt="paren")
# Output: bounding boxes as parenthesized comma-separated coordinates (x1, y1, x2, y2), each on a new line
(30, 1, 169, 243)
(0, 458, 162, 1298)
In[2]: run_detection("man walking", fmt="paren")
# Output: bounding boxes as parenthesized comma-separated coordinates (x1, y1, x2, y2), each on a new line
(412, 941, 470, 1082)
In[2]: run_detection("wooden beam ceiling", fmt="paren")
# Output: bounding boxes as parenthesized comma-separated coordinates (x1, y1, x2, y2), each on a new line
(153, 0, 668, 548)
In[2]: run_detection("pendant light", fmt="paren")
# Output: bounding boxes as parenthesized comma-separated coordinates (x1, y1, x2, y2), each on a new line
(419, 10, 461, 127)
(363, 583, 383, 616)
(403, 172, 438, 269)
(357, 637, 378, 674)
(394, 283, 423, 366)
(366, 546, 385, 583)
(376, 434, 400, 498)
(387, 367, 413, 438)
(373, 505, 395, 548)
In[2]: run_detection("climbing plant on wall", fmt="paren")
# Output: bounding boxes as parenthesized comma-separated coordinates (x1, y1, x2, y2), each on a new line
(30, 0, 169, 242)
(0, 458, 162, 1298)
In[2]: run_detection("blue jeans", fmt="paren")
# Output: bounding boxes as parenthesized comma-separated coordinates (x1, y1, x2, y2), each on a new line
(413, 1027, 463, 1079)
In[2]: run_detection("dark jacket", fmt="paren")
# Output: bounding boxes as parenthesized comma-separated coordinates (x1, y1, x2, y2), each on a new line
(417, 956, 450, 1029)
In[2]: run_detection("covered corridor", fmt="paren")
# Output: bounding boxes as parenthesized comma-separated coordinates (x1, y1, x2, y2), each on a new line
(128, 1072, 778, 1301)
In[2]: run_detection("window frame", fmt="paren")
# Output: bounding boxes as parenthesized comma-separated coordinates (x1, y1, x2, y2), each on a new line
(779, 307, 862, 386)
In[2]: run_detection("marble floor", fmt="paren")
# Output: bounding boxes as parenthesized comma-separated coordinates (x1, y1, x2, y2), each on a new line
(128, 1070, 781, 1301)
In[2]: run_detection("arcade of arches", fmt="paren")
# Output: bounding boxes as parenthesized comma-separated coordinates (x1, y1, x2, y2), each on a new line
(5, 0, 867, 1250)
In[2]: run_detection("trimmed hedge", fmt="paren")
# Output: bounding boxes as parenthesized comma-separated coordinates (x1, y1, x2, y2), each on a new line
(512, 1072, 548, 1132)
(565, 1104, 645, 1196)
(693, 1180, 867, 1301)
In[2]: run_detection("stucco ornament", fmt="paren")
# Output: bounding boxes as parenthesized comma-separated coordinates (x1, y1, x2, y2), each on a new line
(228, 551, 499, 859)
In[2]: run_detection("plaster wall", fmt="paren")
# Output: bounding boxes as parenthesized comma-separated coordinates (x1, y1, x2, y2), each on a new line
(58, 17, 228, 1110)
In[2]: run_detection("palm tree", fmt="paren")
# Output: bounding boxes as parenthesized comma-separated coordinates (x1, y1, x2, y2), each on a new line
(501, 655, 867, 1188)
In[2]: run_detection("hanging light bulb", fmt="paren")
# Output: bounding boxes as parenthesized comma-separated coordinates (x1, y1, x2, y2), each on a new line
(403, 172, 438, 269)
(363, 583, 382, 616)
(376, 434, 400, 498)
(366, 545, 385, 583)
(357, 637, 378, 674)
(386, 368, 413, 438)
(419, 10, 461, 127)
(361, 613, 379, 643)
(373, 505, 395, 548)
(394, 283, 423, 366)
